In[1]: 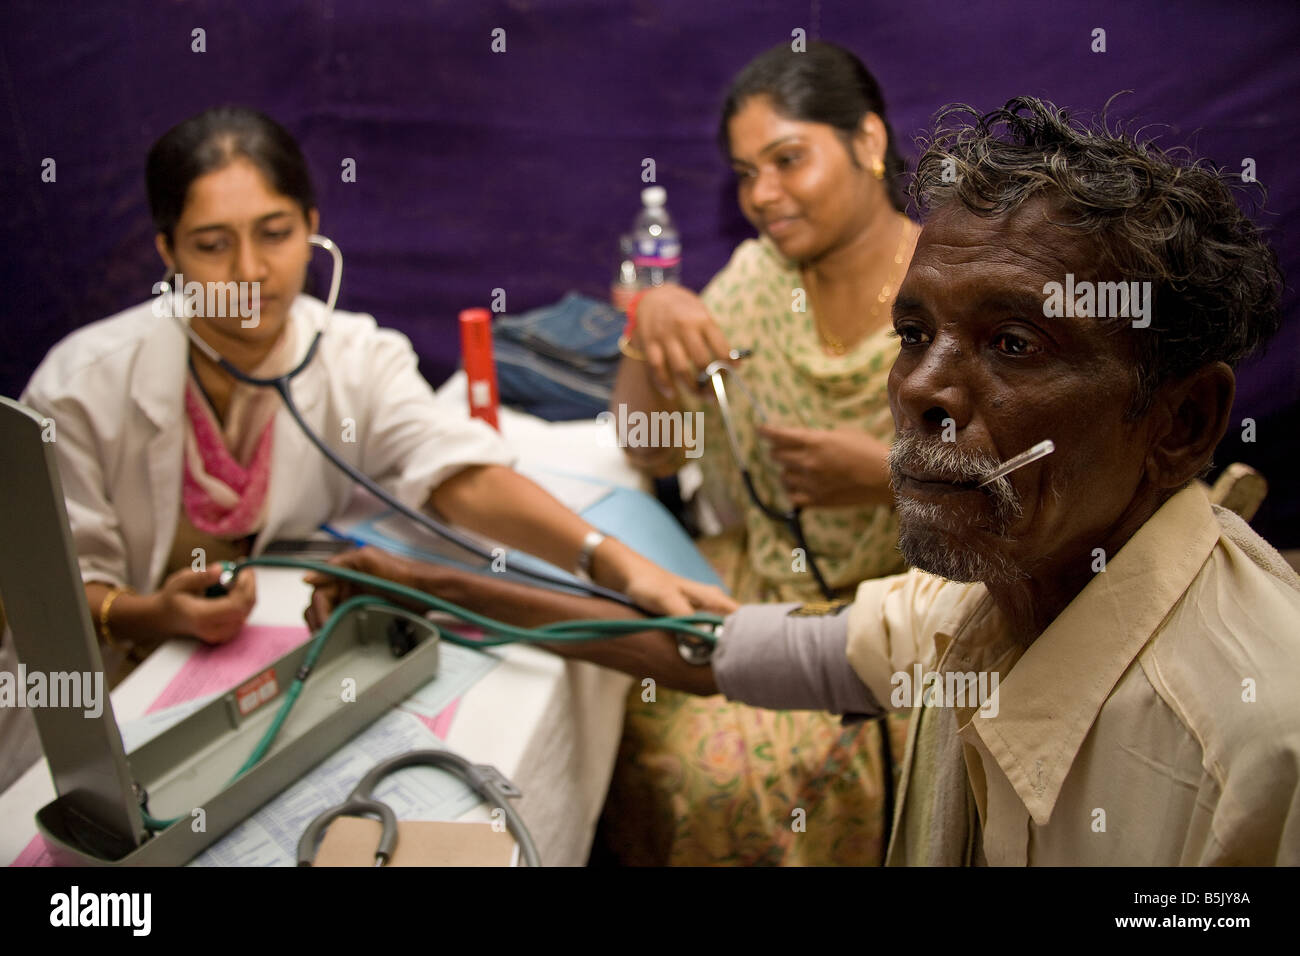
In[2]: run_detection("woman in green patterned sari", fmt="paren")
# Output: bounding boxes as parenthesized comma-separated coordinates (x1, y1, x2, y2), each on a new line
(601, 42, 917, 865)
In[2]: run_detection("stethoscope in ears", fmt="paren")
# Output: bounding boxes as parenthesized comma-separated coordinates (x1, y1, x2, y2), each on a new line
(162, 234, 641, 611)
(171, 234, 342, 390)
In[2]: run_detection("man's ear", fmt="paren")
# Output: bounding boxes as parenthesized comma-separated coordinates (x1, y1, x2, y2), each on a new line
(154, 233, 175, 276)
(1146, 361, 1235, 488)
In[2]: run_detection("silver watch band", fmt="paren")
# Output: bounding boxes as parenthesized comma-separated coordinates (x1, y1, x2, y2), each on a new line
(575, 530, 607, 581)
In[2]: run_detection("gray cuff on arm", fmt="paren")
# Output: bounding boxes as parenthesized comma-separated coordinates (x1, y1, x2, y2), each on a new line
(712, 603, 883, 716)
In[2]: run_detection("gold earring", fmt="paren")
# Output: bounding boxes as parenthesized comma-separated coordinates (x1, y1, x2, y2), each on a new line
(872, 158, 885, 180)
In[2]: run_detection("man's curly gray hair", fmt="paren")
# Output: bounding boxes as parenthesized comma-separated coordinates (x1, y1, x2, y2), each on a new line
(910, 96, 1283, 418)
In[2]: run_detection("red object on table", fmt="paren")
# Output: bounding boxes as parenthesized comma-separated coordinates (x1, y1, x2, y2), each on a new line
(623, 289, 647, 338)
(459, 308, 500, 430)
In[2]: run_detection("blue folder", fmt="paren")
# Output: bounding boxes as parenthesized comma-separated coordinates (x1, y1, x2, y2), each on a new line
(328, 471, 725, 596)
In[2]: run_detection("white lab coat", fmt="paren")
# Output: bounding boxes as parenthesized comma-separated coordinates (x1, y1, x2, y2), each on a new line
(20, 295, 514, 593)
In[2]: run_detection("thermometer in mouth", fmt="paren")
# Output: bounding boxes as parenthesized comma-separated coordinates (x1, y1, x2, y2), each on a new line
(977, 439, 1055, 487)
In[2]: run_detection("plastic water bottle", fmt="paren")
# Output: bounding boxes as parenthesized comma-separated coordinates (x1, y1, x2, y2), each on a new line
(611, 233, 639, 313)
(631, 186, 681, 288)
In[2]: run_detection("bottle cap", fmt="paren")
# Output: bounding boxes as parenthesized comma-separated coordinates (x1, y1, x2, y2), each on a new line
(641, 186, 666, 207)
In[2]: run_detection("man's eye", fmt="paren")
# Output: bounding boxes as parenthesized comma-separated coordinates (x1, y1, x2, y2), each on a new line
(263, 229, 292, 242)
(195, 240, 226, 254)
(775, 152, 802, 169)
(891, 323, 930, 347)
(992, 331, 1037, 356)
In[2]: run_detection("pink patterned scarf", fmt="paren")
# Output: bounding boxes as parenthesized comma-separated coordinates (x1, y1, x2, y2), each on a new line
(181, 323, 298, 537)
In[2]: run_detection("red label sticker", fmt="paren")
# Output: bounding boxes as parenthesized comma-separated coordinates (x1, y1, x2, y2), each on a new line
(235, 669, 279, 717)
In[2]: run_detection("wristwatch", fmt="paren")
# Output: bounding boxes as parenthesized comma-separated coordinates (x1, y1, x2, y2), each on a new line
(575, 530, 606, 582)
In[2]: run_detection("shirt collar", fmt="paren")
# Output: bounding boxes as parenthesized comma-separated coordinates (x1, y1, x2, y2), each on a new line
(133, 297, 320, 429)
(947, 483, 1221, 825)
(132, 310, 190, 429)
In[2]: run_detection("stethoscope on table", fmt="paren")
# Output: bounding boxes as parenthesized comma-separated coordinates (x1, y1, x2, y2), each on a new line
(159, 235, 727, 865)
(297, 749, 541, 867)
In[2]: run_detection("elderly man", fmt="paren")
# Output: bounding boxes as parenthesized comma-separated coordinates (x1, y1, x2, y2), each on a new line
(310, 97, 1298, 865)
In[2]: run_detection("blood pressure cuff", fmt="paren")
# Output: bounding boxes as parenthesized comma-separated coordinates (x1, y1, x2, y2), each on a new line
(712, 601, 883, 717)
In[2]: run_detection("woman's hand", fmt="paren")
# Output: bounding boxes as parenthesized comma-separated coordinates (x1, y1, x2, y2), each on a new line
(593, 542, 737, 618)
(633, 285, 736, 397)
(625, 565, 738, 619)
(757, 423, 893, 509)
(153, 566, 257, 645)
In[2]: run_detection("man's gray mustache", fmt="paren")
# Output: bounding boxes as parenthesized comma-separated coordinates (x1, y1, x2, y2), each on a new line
(888, 432, 1002, 483)
(888, 432, 1023, 522)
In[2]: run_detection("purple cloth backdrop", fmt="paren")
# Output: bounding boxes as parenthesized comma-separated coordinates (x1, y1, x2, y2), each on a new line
(3, 0, 1298, 544)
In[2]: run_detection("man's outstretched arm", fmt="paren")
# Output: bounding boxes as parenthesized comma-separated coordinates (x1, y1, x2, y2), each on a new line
(305, 547, 882, 713)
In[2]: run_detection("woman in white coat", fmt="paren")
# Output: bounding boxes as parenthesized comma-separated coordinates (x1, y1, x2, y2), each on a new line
(21, 107, 732, 677)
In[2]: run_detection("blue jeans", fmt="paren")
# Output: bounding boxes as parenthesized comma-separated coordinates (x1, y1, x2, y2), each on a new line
(491, 292, 623, 421)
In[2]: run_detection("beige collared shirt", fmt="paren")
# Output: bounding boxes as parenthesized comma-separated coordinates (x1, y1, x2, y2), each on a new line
(845, 483, 1300, 865)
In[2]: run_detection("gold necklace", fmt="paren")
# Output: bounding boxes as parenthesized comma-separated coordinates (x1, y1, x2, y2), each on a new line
(810, 217, 914, 356)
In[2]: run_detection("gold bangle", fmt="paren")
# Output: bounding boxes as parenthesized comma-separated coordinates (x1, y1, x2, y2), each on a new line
(99, 585, 137, 654)
(617, 334, 647, 361)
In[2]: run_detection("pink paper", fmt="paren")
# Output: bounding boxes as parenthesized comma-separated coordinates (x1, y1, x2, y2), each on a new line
(11, 836, 53, 867)
(12, 624, 307, 867)
(146, 624, 310, 713)
(413, 698, 461, 740)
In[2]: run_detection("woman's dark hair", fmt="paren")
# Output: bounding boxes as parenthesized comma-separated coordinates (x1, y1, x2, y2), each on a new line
(146, 106, 316, 245)
(718, 41, 907, 212)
